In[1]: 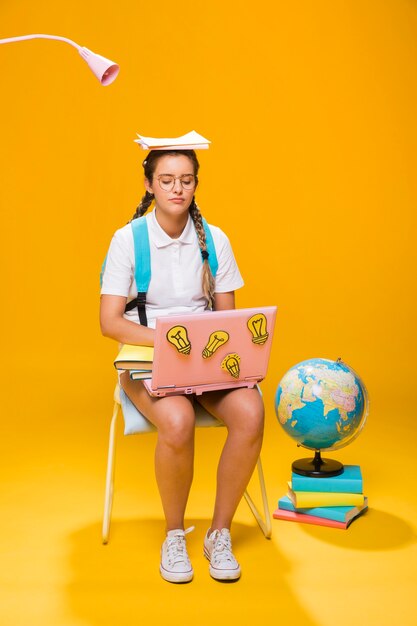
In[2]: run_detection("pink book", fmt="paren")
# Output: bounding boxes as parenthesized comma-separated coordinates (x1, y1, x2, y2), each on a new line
(273, 508, 349, 529)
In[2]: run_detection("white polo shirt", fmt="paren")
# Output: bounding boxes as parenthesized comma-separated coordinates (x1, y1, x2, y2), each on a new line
(101, 209, 244, 328)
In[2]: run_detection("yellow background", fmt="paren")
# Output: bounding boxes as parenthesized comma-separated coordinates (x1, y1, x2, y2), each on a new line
(1, 1, 416, 625)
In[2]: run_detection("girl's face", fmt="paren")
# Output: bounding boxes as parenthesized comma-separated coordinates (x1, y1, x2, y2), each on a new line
(145, 155, 196, 219)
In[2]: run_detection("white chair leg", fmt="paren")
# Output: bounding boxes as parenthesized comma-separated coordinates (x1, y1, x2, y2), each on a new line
(243, 456, 272, 539)
(102, 401, 120, 544)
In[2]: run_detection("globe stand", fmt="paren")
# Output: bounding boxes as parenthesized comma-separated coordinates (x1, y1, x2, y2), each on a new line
(292, 450, 344, 477)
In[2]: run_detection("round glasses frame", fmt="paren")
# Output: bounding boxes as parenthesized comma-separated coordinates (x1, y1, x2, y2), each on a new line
(156, 174, 196, 192)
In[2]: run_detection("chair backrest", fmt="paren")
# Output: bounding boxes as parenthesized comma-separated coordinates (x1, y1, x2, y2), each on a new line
(118, 386, 224, 436)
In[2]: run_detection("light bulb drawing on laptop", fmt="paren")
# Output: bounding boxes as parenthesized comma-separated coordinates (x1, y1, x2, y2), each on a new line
(202, 330, 230, 358)
(247, 313, 269, 345)
(221, 354, 241, 379)
(166, 326, 191, 355)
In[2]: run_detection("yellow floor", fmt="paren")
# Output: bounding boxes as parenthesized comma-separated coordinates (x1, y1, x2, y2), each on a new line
(1, 365, 416, 626)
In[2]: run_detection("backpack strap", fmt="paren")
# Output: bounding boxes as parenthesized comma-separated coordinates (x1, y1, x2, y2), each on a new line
(125, 216, 151, 326)
(100, 256, 107, 288)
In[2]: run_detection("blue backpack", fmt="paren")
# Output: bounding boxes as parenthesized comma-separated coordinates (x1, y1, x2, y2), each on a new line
(101, 215, 218, 326)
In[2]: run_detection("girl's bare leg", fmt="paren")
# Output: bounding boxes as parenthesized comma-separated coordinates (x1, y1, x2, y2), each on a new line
(197, 387, 264, 531)
(120, 373, 196, 531)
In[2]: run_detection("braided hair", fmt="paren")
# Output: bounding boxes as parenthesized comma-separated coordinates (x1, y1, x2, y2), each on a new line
(188, 197, 215, 309)
(131, 149, 215, 309)
(131, 190, 154, 220)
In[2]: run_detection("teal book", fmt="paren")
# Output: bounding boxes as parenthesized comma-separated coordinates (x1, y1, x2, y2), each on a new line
(291, 465, 363, 494)
(129, 369, 152, 380)
(278, 495, 368, 523)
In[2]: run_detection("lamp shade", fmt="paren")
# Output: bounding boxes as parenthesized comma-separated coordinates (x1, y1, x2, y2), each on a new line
(78, 47, 119, 85)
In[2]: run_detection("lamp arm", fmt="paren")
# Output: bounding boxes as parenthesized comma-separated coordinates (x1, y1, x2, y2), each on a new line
(0, 33, 119, 85)
(0, 34, 81, 50)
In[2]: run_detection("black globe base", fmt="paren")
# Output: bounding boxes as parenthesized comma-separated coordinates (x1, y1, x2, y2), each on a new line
(292, 450, 344, 477)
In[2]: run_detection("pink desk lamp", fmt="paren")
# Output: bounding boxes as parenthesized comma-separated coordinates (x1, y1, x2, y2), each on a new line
(0, 34, 119, 85)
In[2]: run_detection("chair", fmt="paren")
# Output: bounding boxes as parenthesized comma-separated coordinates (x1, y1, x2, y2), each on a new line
(102, 383, 272, 543)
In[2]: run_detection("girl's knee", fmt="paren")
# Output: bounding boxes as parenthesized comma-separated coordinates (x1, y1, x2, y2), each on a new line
(246, 409, 265, 440)
(229, 403, 265, 441)
(157, 410, 195, 450)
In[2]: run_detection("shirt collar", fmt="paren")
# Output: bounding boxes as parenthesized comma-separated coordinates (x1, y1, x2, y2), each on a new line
(149, 209, 196, 248)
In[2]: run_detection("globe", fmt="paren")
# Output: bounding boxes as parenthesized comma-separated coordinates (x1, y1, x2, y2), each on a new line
(275, 358, 369, 476)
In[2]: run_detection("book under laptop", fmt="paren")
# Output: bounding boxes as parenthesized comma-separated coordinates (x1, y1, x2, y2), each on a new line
(143, 306, 277, 397)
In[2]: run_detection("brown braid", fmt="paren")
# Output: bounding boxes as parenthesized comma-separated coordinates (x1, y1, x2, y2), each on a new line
(189, 197, 215, 310)
(130, 190, 154, 221)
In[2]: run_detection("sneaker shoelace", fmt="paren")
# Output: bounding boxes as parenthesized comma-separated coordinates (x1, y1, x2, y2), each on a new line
(166, 526, 194, 567)
(211, 530, 236, 566)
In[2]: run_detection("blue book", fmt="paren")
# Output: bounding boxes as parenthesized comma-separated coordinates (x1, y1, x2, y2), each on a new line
(278, 495, 368, 523)
(291, 465, 363, 493)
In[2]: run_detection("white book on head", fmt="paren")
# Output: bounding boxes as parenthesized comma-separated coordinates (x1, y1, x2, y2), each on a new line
(134, 130, 211, 150)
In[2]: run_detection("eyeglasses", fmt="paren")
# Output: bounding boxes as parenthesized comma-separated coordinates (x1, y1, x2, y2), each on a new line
(156, 174, 196, 192)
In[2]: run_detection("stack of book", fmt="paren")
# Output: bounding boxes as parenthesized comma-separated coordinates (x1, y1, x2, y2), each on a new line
(273, 465, 368, 529)
(114, 343, 154, 380)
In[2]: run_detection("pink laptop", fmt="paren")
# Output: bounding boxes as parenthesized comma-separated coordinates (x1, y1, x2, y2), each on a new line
(143, 306, 277, 397)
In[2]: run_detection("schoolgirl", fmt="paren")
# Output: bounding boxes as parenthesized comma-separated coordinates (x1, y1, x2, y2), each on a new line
(100, 148, 264, 583)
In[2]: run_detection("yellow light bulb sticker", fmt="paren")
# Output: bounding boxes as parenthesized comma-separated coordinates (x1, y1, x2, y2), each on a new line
(247, 313, 269, 345)
(221, 353, 241, 379)
(202, 330, 229, 359)
(166, 325, 191, 355)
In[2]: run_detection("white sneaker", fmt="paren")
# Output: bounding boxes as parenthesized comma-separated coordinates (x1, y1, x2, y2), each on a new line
(204, 528, 241, 581)
(160, 527, 194, 583)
